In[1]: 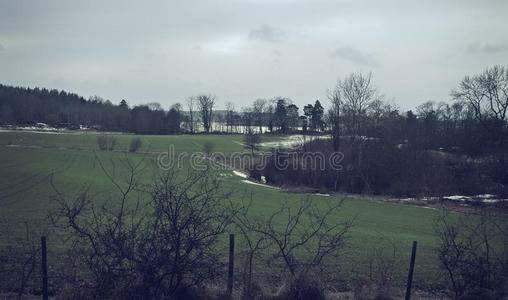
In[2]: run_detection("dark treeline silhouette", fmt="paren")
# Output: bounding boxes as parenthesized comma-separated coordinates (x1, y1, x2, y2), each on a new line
(0, 84, 324, 135)
(0, 84, 183, 134)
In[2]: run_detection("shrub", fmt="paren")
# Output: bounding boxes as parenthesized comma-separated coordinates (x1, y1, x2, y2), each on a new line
(203, 141, 214, 157)
(129, 138, 142, 153)
(97, 135, 117, 151)
(274, 273, 326, 300)
(51, 165, 238, 299)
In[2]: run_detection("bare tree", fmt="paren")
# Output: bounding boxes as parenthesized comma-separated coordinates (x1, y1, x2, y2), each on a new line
(0, 222, 42, 299)
(225, 101, 236, 133)
(434, 209, 508, 299)
(265, 103, 275, 133)
(186, 96, 196, 133)
(236, 197, 353, 277)
(327, 87, 341, 151)
(233, 199, 270, 298)
(50, 156, 239, 298)
(252, 99, 267, 133)
(242, 106, 254, 133)
(452, 65, 508, 137)
(197, 94, 215, 133)
(337, 72, 380, 137)
(244, 128, 261, 155)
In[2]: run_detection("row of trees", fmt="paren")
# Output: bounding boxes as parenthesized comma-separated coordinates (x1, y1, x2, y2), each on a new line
(254, 66, 508, 196)
(0, 84, 327, 135)
(327, 67, 508, 155)
(1, 66, 506, 147)
(0, 85, 184, 134)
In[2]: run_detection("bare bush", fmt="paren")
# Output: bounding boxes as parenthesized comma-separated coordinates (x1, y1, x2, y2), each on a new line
(434, 209, 508, 299)
(236, 198, 353, 278)
(351, 241, 401, 300)
(244, 129, 261, 155)
(128, 137, 142, 152)
(97, 135, 117, 151)
(0, 222, 43, 298)
(50, 158, 239, 298)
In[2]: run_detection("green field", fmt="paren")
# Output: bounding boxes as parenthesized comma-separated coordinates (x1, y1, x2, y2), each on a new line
(0, 130, 455, 286)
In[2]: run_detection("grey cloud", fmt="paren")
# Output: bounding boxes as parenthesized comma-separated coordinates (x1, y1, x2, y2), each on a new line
(271, 49, 282, 56)
(467, 42, 508, 54)
(333, 46, 378, 67)
(248, 25, 286, 42)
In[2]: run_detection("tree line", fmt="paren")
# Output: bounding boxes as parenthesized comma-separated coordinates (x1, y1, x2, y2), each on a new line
(253, 66, 508, 197)
(0, 85, 327, 135)
(0, 66, 506, 155)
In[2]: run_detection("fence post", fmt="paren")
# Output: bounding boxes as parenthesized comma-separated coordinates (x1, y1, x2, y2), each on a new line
(41, 236, 48, 300)
(405, 241, 418, 300)
(227, 233, 235, 296)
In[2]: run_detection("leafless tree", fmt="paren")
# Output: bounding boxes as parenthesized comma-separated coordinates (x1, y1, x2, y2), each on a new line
(232, 199, 270, 298)
(50, 156, 240, 298)
(452, 65, 508, 137)
(0, 221, 43, 299)
(335, 72, 380, 138)
(252, 98, 267, 134)
(434, 209, 508, 299)
(225, 101, 236, 133)
(186, 96, 196, 133)
(265, 103, 275, 133)
(197, 94, 215, 133)
(327, 87, 341, 151)
(242, 106, 254, 133)
(236, 197, 353, 277)
(244, 128, 261, 155)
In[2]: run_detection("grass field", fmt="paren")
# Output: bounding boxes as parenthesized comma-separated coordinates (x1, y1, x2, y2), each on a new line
(0, 130, 459, 286)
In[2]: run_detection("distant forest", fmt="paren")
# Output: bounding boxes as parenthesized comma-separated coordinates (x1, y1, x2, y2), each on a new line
(0, 84, 183, 134)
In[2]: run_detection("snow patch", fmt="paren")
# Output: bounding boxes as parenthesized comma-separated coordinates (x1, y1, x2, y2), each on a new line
(422, 206, 438, 210)
(241, 180, 280, 189)
(259, 134, 331, 149)
(232, 170, 248, 178)
(443, 195, 471, 201)
(443, 194, 508, 204)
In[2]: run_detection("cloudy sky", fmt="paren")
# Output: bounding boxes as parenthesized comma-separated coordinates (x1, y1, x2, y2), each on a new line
(1, 0, 507, 110)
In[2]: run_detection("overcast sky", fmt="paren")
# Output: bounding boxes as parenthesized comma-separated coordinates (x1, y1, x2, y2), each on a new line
(1, 0, 507, 110)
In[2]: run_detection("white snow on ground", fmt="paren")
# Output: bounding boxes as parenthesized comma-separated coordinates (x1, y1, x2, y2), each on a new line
(232, 170, 248, 178)
(6, 144, 42, 149)
(398, 198, 415, 202)
(443, 195, 471, 201)
(443, 194, 508, 203)
(259, 134, 331, 148)
(422, 206, 438, 210)
(241, 179, 280, 189)
(482, 198, 508, 203)
(0, 126, 123, 135)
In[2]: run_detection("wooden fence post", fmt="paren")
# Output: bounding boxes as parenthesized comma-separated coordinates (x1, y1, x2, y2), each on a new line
(227, 233, 235, 296)
(41, 236, 48, 300)
(405, 241, 418, 300)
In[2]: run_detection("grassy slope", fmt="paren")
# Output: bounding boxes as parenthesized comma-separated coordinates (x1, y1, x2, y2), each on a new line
(0, 131, 454, 283)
